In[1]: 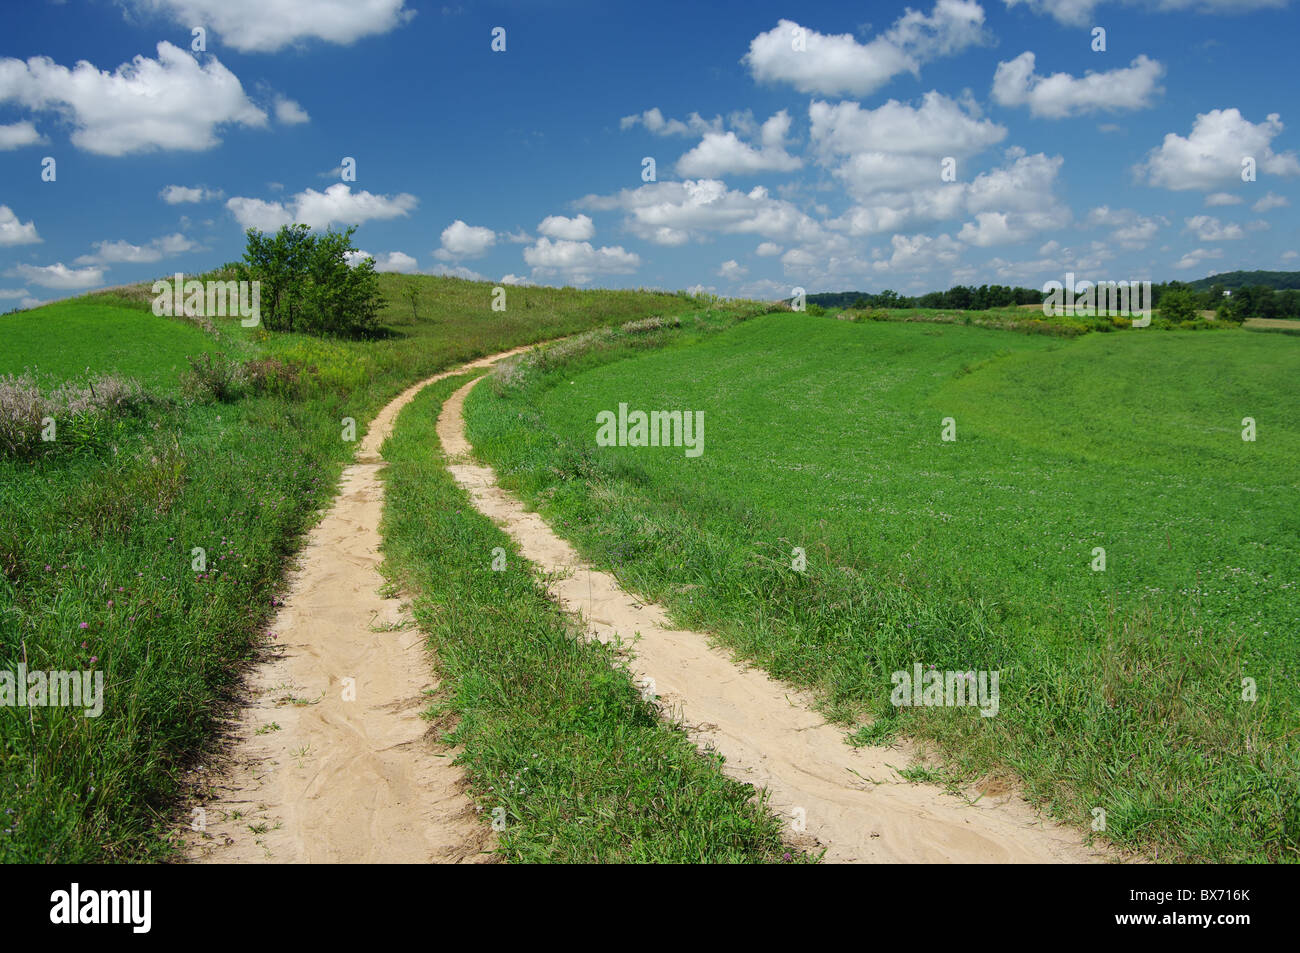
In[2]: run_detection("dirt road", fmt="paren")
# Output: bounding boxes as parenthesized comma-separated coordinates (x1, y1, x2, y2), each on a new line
(188, 342, 1105, 864)
(438, 372, 1105, 864)
(186, 350, 530, 863)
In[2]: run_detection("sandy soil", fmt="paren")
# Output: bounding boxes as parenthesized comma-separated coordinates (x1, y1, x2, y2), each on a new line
(438, 374, 1108, 864)
(185, 350, 529, 863)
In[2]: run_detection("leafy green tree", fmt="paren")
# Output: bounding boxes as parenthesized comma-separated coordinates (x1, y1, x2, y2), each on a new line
(241, 224, 382, 338)
(1159, 288, 1198, 322)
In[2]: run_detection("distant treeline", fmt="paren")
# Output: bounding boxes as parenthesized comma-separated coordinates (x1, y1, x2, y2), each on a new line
(1185, 270, 1300, 292)
(809, 273, 1300, 320)
(808, 285, 1044, 310)
(1168, 281, 1300, 320)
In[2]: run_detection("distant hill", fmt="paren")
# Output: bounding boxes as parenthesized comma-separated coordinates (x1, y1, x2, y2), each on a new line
(1186, 271, 1300, 291)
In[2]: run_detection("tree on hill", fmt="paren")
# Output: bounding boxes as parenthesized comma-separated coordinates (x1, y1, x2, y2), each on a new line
(242, 224, 382, 338)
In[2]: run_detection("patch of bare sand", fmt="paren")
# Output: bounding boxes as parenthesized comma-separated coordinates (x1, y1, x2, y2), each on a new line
(185, 349, 530, 863)
(438, 374, 1110, 864)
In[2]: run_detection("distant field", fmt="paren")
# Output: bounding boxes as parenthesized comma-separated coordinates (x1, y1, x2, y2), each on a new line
(466, 314, 1300, 862)
(1245, 317, 1300, 331)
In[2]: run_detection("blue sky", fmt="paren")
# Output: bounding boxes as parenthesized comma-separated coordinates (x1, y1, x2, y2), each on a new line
(1, 0, 1297, 306)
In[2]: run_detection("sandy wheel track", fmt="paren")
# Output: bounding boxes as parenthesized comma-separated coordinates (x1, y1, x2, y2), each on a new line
(186, 349, 529, 864)
(439, 375, 1107, 864)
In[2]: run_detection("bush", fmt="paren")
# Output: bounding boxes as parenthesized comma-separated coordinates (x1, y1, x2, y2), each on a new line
(620, 315, 681, 334)
(1217, 303, 1246, 324)
(0, 372, 146, 459)
(1159, 288, 1198, 323)
(181, 352, 244, 403)
(243, 357, 302, 398)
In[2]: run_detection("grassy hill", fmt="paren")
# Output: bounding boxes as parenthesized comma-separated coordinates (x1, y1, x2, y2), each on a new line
(465, 311, 1300, 862)
(0, 275, 760, 862)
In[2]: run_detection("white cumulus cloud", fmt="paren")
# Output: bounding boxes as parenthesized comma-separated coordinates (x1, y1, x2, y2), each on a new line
(580, 179, 825, 248)
(620, 108, 723, 137)
(1004, 0, 1287, 27)
(523, 237, 640, 284)
(1184, 215, 1244, 240)
(160, 184, 223, 204)
(125, 0, 416, 53)
(0, 42, 267, 156)
(1253, 191, 1290, 212)
(435, 220, 496, 260)
(346, 250, 419, 272)
(537, 214, 595, 241)
(744, 1, 989, 97)
(991, 52, 1164, 118)
(1204, 192, 1243, 206)
(9, 262, 105, 289)
(0, 205, 40, 246)
(0, 120, 42, 150)
(1172, 246, 1224, 270)
(227, 183, 418, 231)
(1137, 109, 1300, 191)
(274, 95, 310, 124)
(75, 233, 201, 264)
(676, 110, 803, 177)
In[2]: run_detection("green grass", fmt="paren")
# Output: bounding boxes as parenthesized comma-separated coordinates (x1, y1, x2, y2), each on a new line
(464, 312, 1300, 863)
(0, 274, 741, 862)
(379, 375, 799, 863)
(0, 298, 225, 391)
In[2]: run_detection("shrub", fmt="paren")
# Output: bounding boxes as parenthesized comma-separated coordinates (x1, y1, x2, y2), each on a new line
(1217, 303, 1246, 324)
(1159, 288, 1198, 323)
(620, 315, 681, 334)
(181, 352, 244, 403)
(0, 372, 147, 459)
(0, 372, 47, 458)
(243, 357, 302, 398)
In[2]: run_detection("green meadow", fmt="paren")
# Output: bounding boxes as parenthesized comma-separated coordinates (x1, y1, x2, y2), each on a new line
(380, 376, 796, 863)
(465, 313, 1300, 862)
(3, 272, 1294, 863)
(0, 276, 748, 862)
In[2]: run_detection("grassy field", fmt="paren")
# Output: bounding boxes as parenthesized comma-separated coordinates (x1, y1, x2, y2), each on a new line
(464, 312, 1300, 862)
(380, 375, 798, 862)
(0, 297, 224, 391)
(0, 275, 744, 862)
